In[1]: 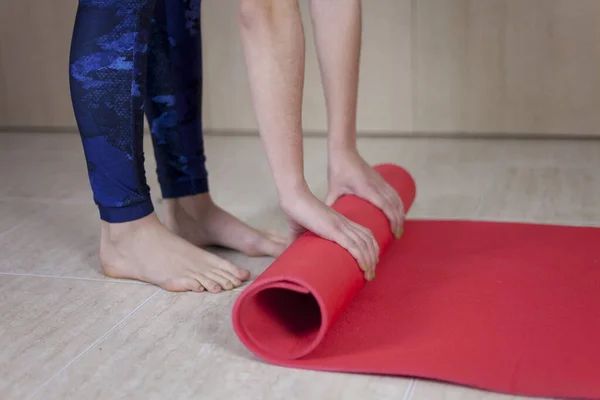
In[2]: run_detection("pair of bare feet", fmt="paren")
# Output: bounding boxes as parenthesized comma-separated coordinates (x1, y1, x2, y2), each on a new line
(99, 193, 288, 293)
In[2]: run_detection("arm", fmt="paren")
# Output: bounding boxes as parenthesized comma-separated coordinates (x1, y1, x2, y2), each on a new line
(309, 0, 361, 153)
(309, 0, 405, 237)
(238, 0, 379, 278)
(237, 0, 307, 199)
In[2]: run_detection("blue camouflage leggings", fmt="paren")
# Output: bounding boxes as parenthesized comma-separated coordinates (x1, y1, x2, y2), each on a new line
(69, 0, 207, 223)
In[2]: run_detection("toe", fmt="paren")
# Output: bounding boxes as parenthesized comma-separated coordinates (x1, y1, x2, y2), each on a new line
(161, 278, 200, 292)
(214, 258, 251, 281)
(205, 271, 235, 291)
(237, 268, 251, 281)
(195, 274, 222, 294)
(182, 278, 204, 293)
(213, 269, 243, 288)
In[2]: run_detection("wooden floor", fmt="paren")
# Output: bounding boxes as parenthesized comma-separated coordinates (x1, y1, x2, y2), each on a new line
(1, 132, 598, 400)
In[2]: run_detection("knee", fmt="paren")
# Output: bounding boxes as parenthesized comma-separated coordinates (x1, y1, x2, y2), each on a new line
(238, 0, 274, 31)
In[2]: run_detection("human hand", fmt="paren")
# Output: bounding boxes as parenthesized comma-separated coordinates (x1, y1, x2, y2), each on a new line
(280, 185, 379, 281)
(326, 148, 405, 238)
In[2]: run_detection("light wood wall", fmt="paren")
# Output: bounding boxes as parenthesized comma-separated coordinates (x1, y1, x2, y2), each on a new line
(0, 0, 599, 136)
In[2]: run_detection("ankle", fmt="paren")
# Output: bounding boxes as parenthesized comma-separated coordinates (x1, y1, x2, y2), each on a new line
(100, 213, 158, 245)
(164, 193, 213, 221)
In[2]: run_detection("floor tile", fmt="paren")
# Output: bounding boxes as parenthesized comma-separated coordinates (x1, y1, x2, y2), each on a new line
(195, 136, 283, 222)
(0, 275, 158, 400)
(0, 147, 91, 202)
(0, 200, 44, 236)
(384, 138, 600, 168)
(0, 132, 81, 152)
(0, 198, 282, 283)
(0, 203, 116, 279)
(410, 381, 552, 400)
(34, 290, 412, 400)
(406, 162, 489, 219)
(1, 132, 598, 400)
(477, 165, 600, 225)
(0, 132, 160, 205)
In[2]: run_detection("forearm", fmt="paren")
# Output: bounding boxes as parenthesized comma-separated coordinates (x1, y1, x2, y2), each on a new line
(309, 0, 362, 154)
(238, 0, 308, 201)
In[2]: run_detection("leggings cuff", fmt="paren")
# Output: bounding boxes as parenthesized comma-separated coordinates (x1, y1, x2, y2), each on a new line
(160, 177, 209, 199)
(98, 199, 155, 223)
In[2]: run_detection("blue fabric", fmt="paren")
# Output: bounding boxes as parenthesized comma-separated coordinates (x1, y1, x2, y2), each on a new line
(69, 0, 207, 223)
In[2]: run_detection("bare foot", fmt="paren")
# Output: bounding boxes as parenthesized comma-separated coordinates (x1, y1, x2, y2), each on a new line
(163, 193, 288, 258)
(99, 213, 251, 293)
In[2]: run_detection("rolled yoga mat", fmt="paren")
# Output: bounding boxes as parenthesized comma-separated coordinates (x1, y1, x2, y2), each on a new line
(232, 164, 600, 399)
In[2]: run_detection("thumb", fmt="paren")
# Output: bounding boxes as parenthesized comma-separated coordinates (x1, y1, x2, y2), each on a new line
(325, 188, 345, 207)
(288, 220, 306, 243)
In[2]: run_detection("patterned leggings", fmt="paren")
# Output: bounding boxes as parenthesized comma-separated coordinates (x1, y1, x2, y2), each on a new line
(69, 0, 207, 223)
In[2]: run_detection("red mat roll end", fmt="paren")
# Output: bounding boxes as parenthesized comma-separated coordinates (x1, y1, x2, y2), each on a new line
(233, 164, 416, 361)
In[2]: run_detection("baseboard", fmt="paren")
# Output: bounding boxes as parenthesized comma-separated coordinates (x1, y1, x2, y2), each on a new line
(205, 129, 600, 141)
(1, 125, 599, 141)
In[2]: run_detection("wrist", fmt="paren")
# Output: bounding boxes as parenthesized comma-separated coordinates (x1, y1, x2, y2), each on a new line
(276, 176, 312, 209)
(328, 141, 357, 155)
(328, 132, 358, 157)
(328, 142, 359, 166)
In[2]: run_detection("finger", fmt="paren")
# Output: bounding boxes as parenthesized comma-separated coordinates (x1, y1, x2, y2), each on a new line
(288, 221, 307, 243)
(350, 221, 379, 273)
(334, 226, 369, 273)
(363, 227, 379, 279)
(386, 188, 405, 237)
(343, 223, 376, 280)
(373, 178, 402, 237)
(364, 225, 380, 266)
(398, 195, 406, 235)
(382, 189, 402, 237)
(356, 187, 398, 238)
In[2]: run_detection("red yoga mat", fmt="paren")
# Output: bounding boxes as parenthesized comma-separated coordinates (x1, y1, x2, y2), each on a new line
(232, 164, 600, 399)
